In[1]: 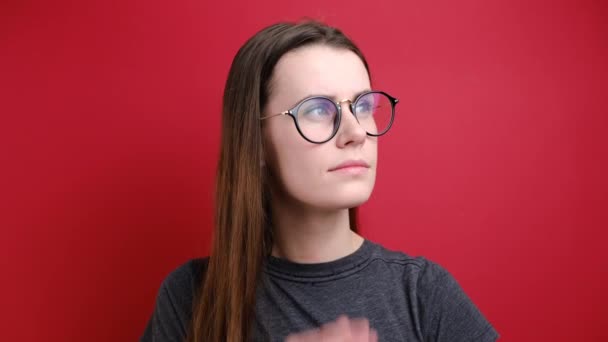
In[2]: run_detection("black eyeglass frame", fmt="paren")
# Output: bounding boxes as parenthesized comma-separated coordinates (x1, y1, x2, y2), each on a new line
(260, 90, 399, 144)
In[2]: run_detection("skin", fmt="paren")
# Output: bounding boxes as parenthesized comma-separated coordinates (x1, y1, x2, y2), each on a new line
(262, 44, 377, 264)
(261, 44, 379, 339)
(285, 315, 378, 342)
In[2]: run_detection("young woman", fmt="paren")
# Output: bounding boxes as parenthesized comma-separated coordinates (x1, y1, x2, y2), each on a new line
(141, 21, 499, 342)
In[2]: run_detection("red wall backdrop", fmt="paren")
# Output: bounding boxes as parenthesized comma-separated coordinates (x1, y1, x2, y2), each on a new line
(1, 0, 606, 341)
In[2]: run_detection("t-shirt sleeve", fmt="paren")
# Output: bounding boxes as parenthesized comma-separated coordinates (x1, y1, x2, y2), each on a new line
(140, 260, 202, 342)
(417, 259, 499, 342)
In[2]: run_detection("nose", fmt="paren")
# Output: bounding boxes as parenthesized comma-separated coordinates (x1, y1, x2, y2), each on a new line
(335, 100, 367, 147)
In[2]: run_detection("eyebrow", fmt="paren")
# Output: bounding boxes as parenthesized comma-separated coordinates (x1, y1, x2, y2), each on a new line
(292, 88, 373, 106)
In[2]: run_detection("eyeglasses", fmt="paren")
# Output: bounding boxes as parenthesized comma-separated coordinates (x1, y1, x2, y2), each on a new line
(260, 91, 398, 144)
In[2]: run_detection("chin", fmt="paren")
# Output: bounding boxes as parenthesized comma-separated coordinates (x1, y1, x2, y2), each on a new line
(312, 187, 373, 210)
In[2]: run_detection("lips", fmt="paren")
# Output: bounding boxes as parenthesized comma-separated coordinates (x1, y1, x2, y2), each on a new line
(328, 160, 370, 171)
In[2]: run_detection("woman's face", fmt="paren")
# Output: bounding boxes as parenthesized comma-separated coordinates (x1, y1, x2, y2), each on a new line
(262, 44, 377, 211)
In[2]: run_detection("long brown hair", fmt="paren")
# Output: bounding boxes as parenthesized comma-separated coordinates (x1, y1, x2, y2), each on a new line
(188, 21, 371, 342)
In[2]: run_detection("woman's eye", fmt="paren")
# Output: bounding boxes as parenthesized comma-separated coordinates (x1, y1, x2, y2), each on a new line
(307, 106, 330, 116)
(301, 101, 335, 120)
(356, 100, 375, 113)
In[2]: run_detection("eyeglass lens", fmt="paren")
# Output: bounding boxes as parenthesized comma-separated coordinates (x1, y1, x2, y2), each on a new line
(295, 92, 393, 142)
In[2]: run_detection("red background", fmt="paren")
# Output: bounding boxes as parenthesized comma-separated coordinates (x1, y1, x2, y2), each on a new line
(1, 0, 607, 341)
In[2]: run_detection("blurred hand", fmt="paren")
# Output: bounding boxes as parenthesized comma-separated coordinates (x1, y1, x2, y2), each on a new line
(285, 315, 378, 342)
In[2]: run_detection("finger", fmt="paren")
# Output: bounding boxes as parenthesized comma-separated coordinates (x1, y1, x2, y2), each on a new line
(349, 318, 371, 342)
(320, 315, 351, 340)
(369, 328, 378, 342)
(285, 328, 319, 342)
(284, 335, 299, 342)
(349, 317, 370, 333)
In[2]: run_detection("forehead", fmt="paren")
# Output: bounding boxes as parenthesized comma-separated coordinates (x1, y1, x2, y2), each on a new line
(269, 44, 370, 105)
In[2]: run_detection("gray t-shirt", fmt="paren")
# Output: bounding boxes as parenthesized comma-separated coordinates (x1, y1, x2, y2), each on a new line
(141, 239, 499, 341)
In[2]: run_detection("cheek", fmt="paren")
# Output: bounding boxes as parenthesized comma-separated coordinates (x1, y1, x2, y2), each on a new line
(370, 139, 378, 164)
(264, 118, 321, 175)
(274, 139, 326, 188)
(264, 125, 329, 193)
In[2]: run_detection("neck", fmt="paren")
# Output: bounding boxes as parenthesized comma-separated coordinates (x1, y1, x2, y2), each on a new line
(269, 194, 364, 264)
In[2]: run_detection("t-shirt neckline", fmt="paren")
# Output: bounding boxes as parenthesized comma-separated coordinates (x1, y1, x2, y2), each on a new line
(264, 239, 375, 283)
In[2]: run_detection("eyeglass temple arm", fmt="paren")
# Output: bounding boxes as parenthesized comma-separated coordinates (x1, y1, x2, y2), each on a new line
(260, 111, 290, 120)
